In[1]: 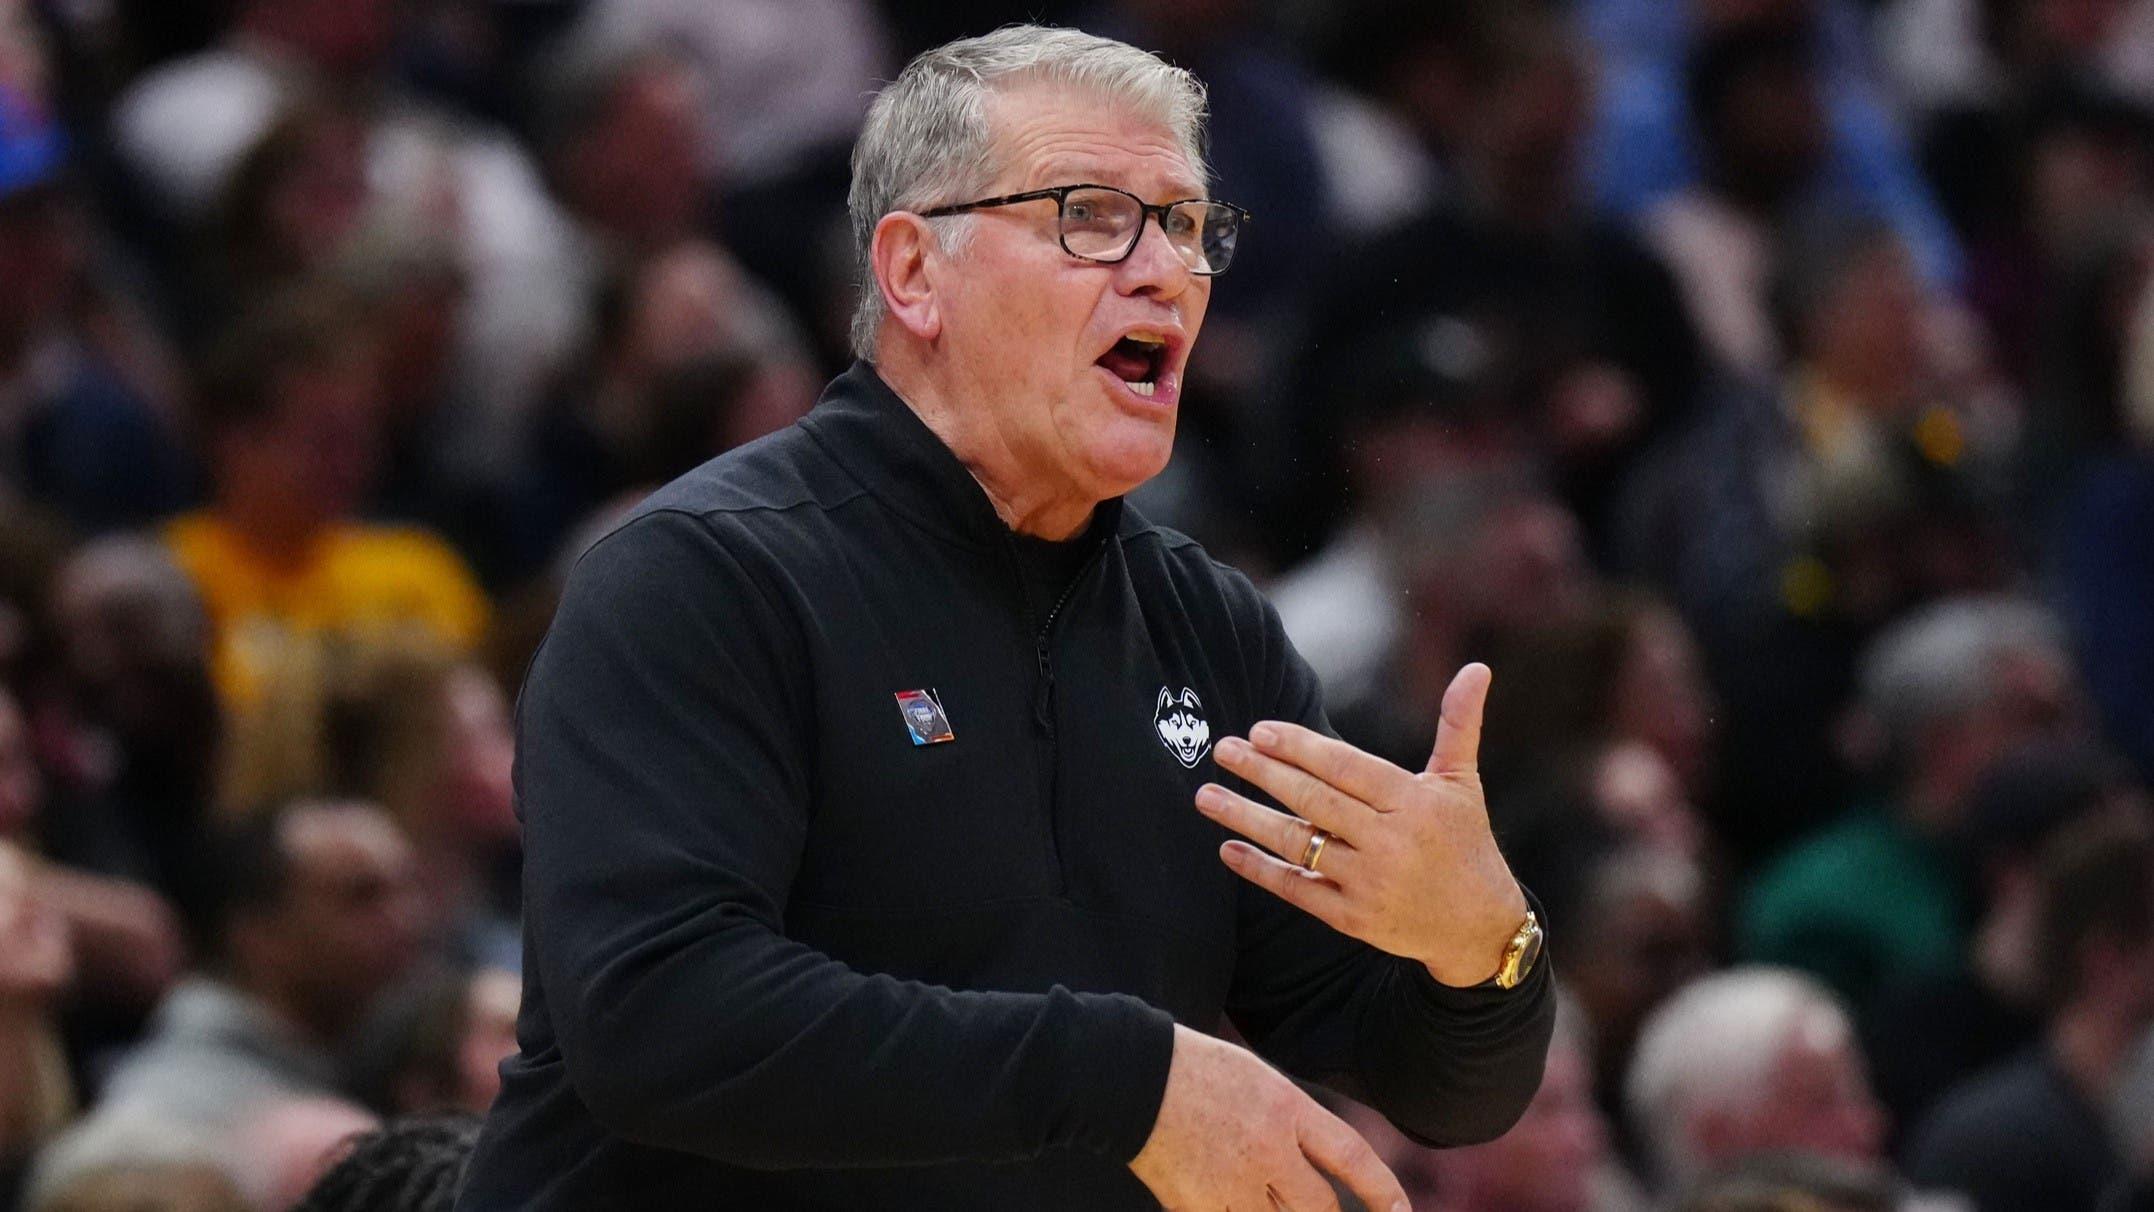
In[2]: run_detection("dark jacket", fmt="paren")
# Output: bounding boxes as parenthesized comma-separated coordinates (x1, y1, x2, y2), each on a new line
(457, 363, 1554, 1209)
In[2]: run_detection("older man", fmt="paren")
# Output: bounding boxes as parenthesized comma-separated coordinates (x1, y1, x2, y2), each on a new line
(459, 26, 1553, 1211)
(1626, 967, 1886, 1194)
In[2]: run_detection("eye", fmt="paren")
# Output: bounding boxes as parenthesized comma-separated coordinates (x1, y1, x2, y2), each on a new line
(1164, 208, 1198, 237)
(1066, 200, 1095, 223)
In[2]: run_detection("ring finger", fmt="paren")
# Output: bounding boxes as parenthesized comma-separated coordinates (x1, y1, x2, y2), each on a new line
(1196, 784, 1357, 881)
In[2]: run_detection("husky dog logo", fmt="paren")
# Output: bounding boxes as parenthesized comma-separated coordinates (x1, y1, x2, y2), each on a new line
(1154, 687, 1212, 769)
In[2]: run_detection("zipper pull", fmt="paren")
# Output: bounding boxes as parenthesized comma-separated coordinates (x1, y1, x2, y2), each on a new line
(1034, 638, 1054, 731)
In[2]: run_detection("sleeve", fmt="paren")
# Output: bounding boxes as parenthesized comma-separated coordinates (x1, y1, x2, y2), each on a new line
(517, 509, 1175, 1168)
(1219, 581, 1555, 1147)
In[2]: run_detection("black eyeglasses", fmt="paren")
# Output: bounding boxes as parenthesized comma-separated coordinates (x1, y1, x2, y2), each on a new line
(920, 183, 1251, 275)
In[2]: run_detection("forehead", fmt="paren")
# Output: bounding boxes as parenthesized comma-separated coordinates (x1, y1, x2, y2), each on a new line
(284, 805, 410, 874)
(984, 83, 1205, 198)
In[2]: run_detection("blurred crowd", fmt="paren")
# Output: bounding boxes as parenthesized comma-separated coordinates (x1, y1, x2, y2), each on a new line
(0, 0, 2152, 1208)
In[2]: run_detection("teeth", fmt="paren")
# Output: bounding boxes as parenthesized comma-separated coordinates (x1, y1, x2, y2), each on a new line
(1125, 331, 1168, 347)
(1128, 380, 1156, 397)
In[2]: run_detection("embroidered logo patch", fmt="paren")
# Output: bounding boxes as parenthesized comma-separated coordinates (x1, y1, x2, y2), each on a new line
(1154, 686, 1212, 768)
(894, 689, 955, 746)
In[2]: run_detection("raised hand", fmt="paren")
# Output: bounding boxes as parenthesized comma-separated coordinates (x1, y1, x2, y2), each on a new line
(1199, 663, 1528, 988)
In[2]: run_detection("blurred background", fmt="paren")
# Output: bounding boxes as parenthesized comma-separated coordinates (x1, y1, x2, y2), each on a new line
(0, 0, 2151, 1208)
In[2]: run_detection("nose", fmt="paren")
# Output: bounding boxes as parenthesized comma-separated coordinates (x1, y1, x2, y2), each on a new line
(1115, 210, 1196, 299)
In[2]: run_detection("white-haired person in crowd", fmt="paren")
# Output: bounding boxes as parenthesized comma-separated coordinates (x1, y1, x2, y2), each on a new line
(1741, 598, 2088, 1018)
(1626, 966, 1886, 1196)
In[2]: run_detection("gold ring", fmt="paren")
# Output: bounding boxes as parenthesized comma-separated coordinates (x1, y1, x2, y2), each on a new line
(1298, 828, 1331, 873)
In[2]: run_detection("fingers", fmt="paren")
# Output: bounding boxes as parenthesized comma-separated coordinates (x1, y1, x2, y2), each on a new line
(1246, 722, 1415, 810)
(1197, 784, 1363, 873)
(1425, 662, 1492, 777)
(1220, 841, 1351, 929)
(1299, 1125, 1405, 1212)
(1299, 1114, 1408, 1212)
(1214, 737, 1379, 837)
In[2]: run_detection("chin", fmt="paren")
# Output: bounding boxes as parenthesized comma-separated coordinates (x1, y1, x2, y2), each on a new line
(1084, 427, 1176, 497)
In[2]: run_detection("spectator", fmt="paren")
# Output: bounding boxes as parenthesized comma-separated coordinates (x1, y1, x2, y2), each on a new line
(36, 799, 423, 1184)
(222, 640, 518, 968)
(163, 289, 489, 713)
(0, 682, 188, 1059)
(347, 966, 519, 1118)
(569, 0, 888, 194)
(1641, 11, 1832, 378)
(39, 537, 220, 907)
(1478, 591, 1720, 910)
(193, 93, 371, 347)
(512, 244, 818, 576)
(1864, 741, 2141, 1140)
(1297, 0, 1485, 236)
(1622, 217, 2021, 862)
(1303, 5, 1703, 556)
(1578, 0, 1963, 288)
(110, 0, 586, 476)
(1626, 967, 1887, 1195)
(535, 43, 710, 264)
(1562, 847, 1715, 1147)
(320, 647, 516, 967)
(1270, 319, 1589, 758)
(1740, 599, 2085, 1014)
(292, 1113, 481, 1212)
(565, 0, 891, 368)
(1903, 813, 2154, 1211)
(0, 84, 191, 533)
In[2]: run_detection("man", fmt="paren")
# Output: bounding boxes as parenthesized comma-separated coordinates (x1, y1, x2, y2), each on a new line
(0, 84, 191, 533)
(1625, 967, 1886, 1195)
(1739, 598, 2085, 1016)
(460, 26, 1553, 1210)
(1903, 814, 2154, 1211)
(33, 799, 425, 1190)
(165, 290, 490, 712)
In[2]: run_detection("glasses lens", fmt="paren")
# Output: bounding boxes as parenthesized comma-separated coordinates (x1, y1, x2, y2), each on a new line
(1059, 188, 1144, 260)
(1183, 202, 1241, 274)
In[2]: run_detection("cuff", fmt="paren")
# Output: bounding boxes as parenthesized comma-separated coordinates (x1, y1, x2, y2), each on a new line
(1056, 991, 1177, 1161)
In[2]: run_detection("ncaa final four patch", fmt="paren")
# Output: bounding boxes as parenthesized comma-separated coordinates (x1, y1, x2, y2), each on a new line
(894, 689, 955, 746)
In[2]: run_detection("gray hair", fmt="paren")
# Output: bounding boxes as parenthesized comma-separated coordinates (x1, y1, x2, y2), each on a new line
(1859, 596, 2067, 754)
(1625, 967, 1858, 1189)
(845, 24, 1210, 360)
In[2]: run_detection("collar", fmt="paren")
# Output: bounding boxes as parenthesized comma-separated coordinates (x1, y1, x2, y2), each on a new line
(798, 361, 1128, 552)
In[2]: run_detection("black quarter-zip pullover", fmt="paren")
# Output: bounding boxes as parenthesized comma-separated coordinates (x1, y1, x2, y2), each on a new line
(456, 363, 1555, 1210)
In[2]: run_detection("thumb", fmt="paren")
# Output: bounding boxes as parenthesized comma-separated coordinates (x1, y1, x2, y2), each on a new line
(1425, 662, 1491, 777)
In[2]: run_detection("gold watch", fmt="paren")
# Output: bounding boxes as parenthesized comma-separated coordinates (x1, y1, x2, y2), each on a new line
(1491, 910, 1544, 990)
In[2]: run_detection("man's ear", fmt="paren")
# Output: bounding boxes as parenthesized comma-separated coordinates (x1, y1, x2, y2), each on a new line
(871, 212, 944, 343)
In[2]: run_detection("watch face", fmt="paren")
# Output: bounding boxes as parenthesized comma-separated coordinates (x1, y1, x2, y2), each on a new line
(1515, 924, 1544, 980)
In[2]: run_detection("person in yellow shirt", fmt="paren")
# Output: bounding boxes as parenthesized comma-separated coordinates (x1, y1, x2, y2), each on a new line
(166, 289, 489, 711)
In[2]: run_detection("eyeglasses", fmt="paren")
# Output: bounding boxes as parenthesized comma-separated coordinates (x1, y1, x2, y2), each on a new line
(920, 183, 1251, 275)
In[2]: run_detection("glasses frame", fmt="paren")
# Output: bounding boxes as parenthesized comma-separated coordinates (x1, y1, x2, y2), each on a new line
(919, 183, 1252, 276)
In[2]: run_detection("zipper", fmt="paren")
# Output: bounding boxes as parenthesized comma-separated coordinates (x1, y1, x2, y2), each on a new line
(1008, 532, 1108, 896)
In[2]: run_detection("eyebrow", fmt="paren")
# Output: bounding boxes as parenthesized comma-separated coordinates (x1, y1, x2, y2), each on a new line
(1033, 164, 1207, 200)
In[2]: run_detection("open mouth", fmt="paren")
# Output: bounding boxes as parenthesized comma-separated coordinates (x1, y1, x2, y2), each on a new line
(1096, 332, 1172, 398)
